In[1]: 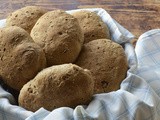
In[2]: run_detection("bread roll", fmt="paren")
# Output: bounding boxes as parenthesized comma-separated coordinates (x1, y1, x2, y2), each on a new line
(76, 39, 128, 94)
(31, 10, 84, 66)
(6, 6, 47, 33)
(72, 10, 110, 43)
(19, 64, 94, 111)
(0, 26, 46, 91)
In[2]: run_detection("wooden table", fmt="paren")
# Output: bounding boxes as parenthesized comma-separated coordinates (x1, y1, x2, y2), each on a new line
(0, 0, 160, 45)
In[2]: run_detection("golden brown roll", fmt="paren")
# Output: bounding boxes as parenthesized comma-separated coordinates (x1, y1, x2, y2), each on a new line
(72, 10, 110, 43)
(0, 26, 46, 91)
(6, 6, 47, 33)
(18, 64, 94, 112)
(30, 10, 84, 66)
(75, 39, 128, 94)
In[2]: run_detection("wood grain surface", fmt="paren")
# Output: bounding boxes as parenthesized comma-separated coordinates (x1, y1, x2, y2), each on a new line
(0, 0, 160, 45)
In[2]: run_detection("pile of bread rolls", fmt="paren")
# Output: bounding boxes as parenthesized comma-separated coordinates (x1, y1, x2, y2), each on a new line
(0, 6, 128, 112)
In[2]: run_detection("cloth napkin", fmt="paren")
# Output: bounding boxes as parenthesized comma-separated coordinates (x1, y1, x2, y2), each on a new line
(0, 8, 160, 120)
